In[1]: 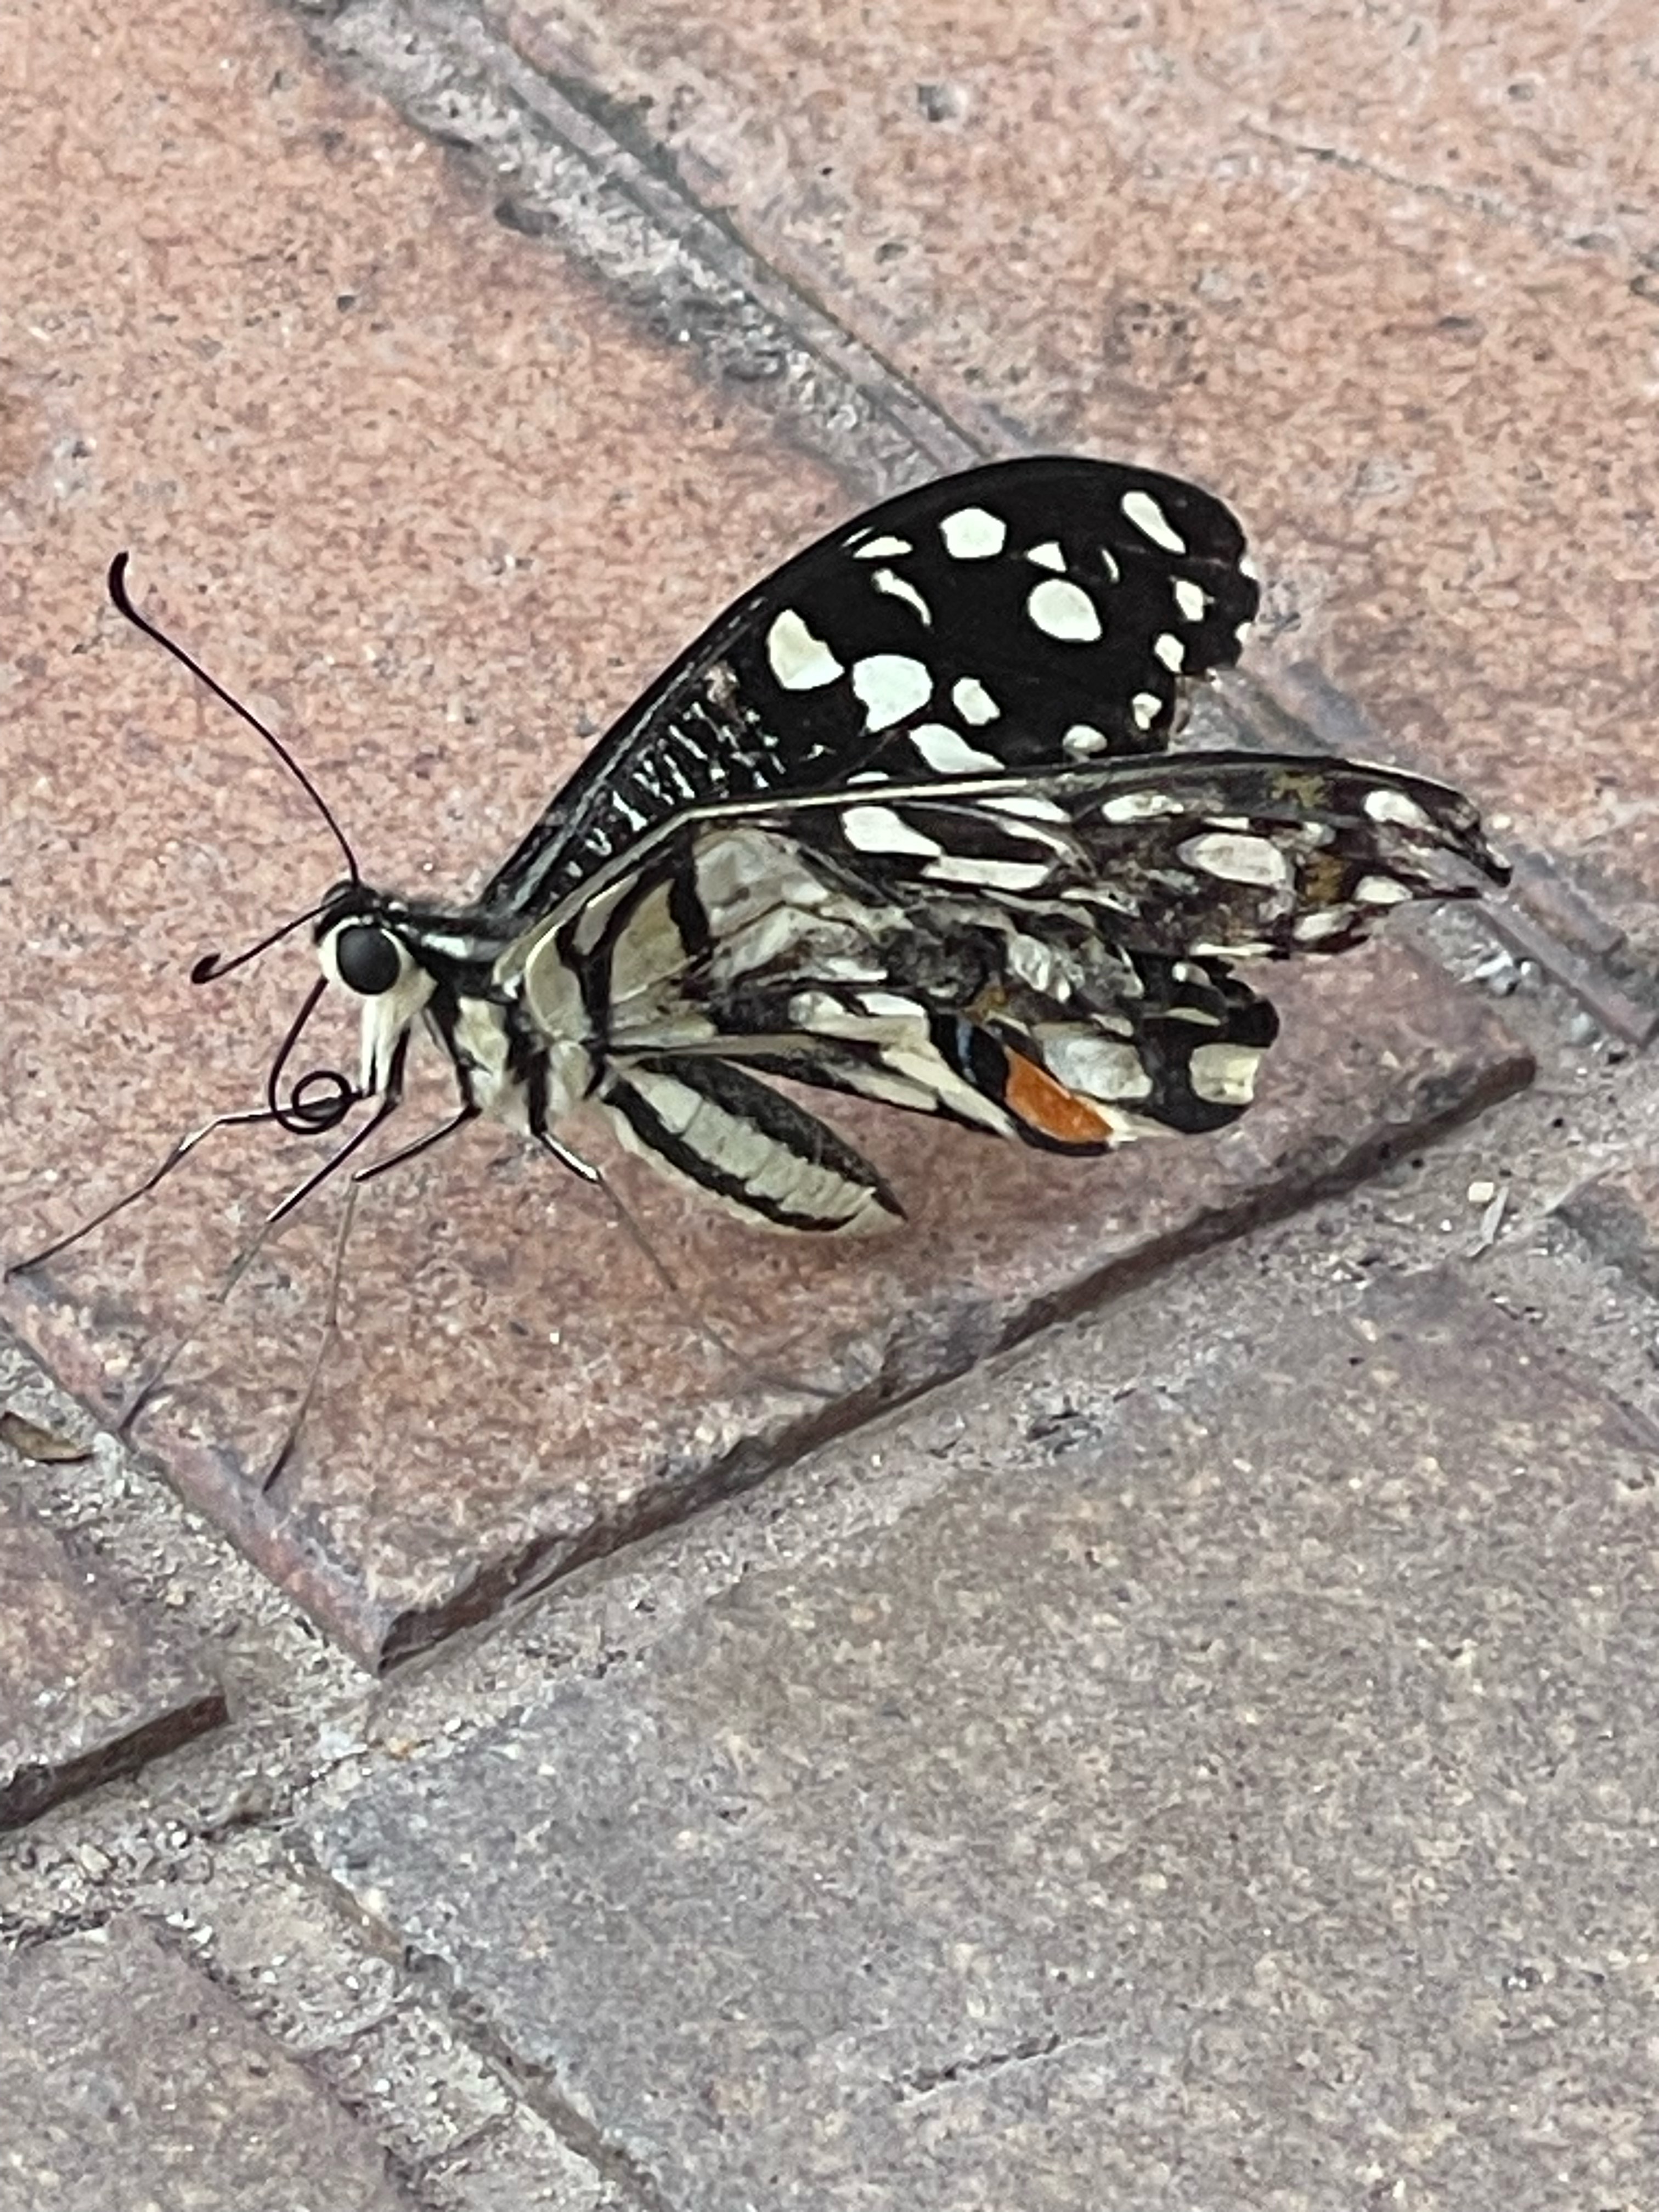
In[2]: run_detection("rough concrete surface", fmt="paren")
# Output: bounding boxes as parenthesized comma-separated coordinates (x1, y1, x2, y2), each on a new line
(312, 1263, 1659, 2209)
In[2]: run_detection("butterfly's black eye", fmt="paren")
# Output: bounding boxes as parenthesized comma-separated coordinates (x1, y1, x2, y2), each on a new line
(334, 923, 403, 996)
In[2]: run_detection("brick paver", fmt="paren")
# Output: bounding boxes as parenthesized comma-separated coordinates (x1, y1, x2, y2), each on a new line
(0, 1489, 226, 1828)
(0, 1918, 416, 2211)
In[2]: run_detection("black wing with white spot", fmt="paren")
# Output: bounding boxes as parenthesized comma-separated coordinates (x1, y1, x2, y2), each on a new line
(483, 456, 1257, 919)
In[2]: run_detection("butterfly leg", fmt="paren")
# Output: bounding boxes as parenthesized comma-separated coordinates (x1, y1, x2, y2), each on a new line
(263, 1033, 412, 1225)
(114, 1041, 413, 1448)
(113, 1188, 310, 1441)
(262, 1181, 358, 1493)
(6, 1104, 294, 1277)
(351, 1101, 481, 1187)
(532, 1124, 845, 1403)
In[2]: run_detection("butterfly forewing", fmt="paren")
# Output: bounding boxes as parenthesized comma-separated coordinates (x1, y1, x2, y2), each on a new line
(483, 458, 1260, 919)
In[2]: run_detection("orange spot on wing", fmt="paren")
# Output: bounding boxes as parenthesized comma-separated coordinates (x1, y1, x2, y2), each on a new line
(1002, 1051, 1118, 1145)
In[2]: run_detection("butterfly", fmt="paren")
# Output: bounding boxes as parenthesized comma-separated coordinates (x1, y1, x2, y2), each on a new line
(25, 456, 1509, 1271)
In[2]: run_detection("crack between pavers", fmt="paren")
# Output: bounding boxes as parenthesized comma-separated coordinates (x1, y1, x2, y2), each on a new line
(0, 1684, 232, 1834)
(0, 1904, 116, 1955)
(279, 0, 984, 501)
(286, 1848, 685, 2212)
(1240, 118, 1655, 275)
(894, 2023, 1077, 2102)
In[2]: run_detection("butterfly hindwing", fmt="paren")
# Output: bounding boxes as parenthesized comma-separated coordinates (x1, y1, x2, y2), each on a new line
(503, 745, 1501, 1206)
(770, 752, 1503, 961)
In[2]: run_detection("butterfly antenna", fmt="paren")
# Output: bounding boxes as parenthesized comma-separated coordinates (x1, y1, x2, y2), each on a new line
(190, 902, 334, 985)
(108, 551, 361, 885)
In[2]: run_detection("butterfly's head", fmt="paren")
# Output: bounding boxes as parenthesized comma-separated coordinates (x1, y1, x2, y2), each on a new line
(313, 884, 437, 1102)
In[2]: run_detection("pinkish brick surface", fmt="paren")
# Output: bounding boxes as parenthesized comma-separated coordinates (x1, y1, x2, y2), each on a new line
(1, 0, 1529, 1667)
(499, 0, 1659, 940)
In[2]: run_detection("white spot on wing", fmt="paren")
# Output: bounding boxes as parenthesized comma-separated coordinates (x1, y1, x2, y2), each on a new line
(923, 854, 1052, 892)
(1098, 546, 1120, 583)
(1173, 578, 1207, 622)
(1026, 578, 1103, 644)
(853, 534, 912, 558)
(1121, 488, 1187, 554)
(1098, 789, 1186, 823)
(1131, 692, 1163, 729)
(1189, 1042, 1266, 1107)
(851, 653, 933, 731)
(952, 676, 1000, 725)
(1178, 832, 1292, 888)
(872, 568, 932, 624)
(1154, 632, 1185, 672)
(1046, 1035, 1153, 1103)
(841, 803, 943, 857)
(939, 506, 1006, 559)
(767, 608, 844, 691)
(1363, 787, 1436, 831)
(1355, 873, 1413, 905)
(1064, 724, 1109, 758)
(985, 793, 1071, 823)
(1295, 907, 1353, 943)
(1026, 539, 1066, 571)
(910, 721, 1001, 774)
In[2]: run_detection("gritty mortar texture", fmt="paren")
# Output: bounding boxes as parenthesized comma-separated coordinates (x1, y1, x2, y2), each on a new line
(290, 0, 983, 499)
